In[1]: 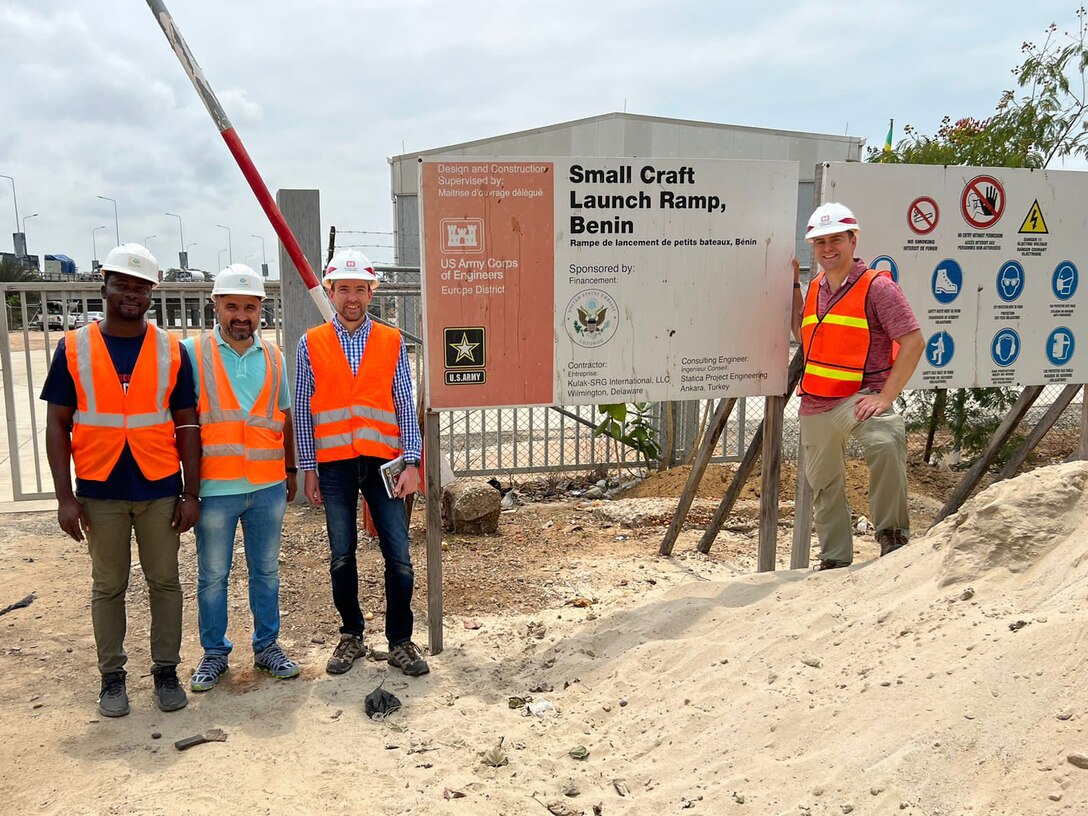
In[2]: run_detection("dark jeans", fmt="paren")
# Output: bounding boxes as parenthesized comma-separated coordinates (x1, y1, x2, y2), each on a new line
(318, 456, 414, 646)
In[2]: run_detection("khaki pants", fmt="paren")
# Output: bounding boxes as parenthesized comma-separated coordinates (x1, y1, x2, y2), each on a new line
(800, 394, 910, 564)
(82, 497, 183, 674)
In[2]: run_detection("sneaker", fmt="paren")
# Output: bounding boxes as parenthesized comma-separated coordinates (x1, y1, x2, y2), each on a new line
(98, 671, 130, 718)
(152, 665, 189, 712)
(387, 640, 430, 677)
(190, 653, 229, 692)
(254, 643, 300, 679)
(877, 529, 908, 557)
(813, 559, 851, 571)
(326, 634, 365, 675)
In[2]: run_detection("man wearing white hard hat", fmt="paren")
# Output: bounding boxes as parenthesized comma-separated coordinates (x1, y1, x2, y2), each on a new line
(181, 264, 300, 692)
(791, 204, 924, 571)
(295, 250, 428, 677)
(41, 243, 200, 716)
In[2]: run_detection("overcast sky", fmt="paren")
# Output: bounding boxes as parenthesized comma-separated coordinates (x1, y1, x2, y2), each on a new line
(1, 0, 1083, 276)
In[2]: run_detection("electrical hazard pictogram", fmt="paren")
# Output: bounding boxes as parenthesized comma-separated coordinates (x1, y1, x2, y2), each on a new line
(1018, 199, 1049, 234)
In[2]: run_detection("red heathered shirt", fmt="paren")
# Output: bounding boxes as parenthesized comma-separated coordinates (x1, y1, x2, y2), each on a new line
(799, 258, 920, 417)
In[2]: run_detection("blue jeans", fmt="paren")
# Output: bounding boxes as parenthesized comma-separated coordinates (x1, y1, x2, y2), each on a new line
(194, 483, 287, 655)
(318, 456, 414, 646)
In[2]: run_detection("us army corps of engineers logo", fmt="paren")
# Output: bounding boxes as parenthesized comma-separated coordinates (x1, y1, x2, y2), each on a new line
(565, 289, 618, 348)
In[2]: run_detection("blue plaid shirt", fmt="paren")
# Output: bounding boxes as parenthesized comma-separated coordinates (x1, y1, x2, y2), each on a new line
(295, 314, 421, 471)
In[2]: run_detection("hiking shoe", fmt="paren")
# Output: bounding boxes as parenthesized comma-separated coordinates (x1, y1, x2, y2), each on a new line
(190, 653, 229, 692)
(877, 529, 908, 557)
(152, 665, 189, 712)
(98, 671, 130, 718)
(326, 634, 365, 675)
(387, 640, 430, 677)
(255, 643, 300, 679)
(813, 559, 851, 572)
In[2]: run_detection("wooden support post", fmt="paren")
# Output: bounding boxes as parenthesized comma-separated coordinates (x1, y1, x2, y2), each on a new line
(659, 397, 737, 556)
(999, 383, 1081, 480)
(758, 395, 785, 572)
(424, 410, 444, 655)
(1080, 385, 1088, 461)
(929, 385, 1044, 529)
(790, 440, 813, 569)
(698, 348, 805, 555)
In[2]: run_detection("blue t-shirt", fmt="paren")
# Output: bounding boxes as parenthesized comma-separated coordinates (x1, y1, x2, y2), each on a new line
(39, 326, 197, 501)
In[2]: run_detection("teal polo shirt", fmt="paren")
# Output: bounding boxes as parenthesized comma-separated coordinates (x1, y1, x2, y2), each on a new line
(182, 326, 291, 498)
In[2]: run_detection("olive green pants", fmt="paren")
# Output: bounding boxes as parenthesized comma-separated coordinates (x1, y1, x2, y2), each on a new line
(800, 395, 910, 565)
(82, 497, 183, 675)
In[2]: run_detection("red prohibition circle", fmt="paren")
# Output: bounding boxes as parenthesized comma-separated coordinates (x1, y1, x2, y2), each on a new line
(960, 175, 1005, 229)
(907, 196, 939, 235)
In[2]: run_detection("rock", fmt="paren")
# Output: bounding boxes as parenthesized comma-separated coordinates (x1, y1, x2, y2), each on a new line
(1058, 710, 1073, 721)
(582, 486, 605, 499)
(442, 479, 501, 534)
(1049, 793, 1062, 802)
(1067, 753, 1088, 769)
(801, 656, 821, 668)
(595, 479, 607, 488)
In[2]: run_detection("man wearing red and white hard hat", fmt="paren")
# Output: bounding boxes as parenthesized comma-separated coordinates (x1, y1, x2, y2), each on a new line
(295, 250, 429, 678)
(791, 203, 924, 571)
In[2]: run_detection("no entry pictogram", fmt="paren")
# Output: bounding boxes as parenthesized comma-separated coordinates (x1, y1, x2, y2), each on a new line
(960, 175, 1005, 229)
(907, 196, 939, 235)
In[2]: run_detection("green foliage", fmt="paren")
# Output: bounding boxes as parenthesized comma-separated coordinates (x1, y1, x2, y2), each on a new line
(870, 8, 1088, 167)
(594, 402, 661, 468)
(0, 255, 39, 283)
(901, 388, 1026, 468)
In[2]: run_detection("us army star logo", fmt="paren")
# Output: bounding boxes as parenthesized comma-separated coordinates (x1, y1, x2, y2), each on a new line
(443, 327, 486, 369)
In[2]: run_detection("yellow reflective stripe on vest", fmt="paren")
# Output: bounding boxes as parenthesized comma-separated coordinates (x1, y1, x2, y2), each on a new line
(312, 405, 398, 427)
(819, 313, 869, 329)
(805, 363, 864, 383)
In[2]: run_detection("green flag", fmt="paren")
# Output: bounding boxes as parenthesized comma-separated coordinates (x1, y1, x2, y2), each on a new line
(884, 119, 894, 153)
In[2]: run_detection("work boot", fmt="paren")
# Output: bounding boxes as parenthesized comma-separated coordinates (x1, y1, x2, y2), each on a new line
(152, 665, 189, 712)
(98, 671, 130, 718)
(813, 559, 850, 572)
(876, 529, 908, 557)
(326, 634, 365, 675)
(387, 640, 430, 676)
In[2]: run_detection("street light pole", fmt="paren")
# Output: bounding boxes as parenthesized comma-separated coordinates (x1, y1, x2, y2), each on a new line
(216, 224, 232, 264)
(1, 173, 24, 255)
(144, 234, 157, 251)
(251, 232, 269, 278)
(97, 195, 119, 245)
(92, 225, 108, 271)
(165, 212, 185, 268)
(218, 248, 227, 271)
(22, 213, 38, 235)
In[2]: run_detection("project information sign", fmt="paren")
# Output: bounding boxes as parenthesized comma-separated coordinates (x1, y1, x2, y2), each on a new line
(420, 157, 798, 410)
(820, 162, 1086, 389)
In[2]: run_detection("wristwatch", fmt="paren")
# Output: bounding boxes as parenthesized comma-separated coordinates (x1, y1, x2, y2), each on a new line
(403, 457, 421, 467)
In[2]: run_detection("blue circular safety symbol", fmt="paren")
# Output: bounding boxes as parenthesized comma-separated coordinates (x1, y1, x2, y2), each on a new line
(926, 331, 954, 368)
(1045, 327, 1075, 367)
(996, 260, 1025, 302)
(991, 328, 1021, 367)
(932, 259, 962, 304)
(1052, 260, 1079, 301)
(871, 255, 898, 283)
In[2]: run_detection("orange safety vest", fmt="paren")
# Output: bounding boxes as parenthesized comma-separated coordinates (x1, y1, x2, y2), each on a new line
(194, 332, 286, 484)
(66, 322, 182, 481)
(307, 321, 402, 462)
(799, 269, 895, 398)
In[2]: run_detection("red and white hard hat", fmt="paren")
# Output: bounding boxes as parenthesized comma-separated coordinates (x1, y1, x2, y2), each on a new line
(323, 250, 380, 289)
(805, 202, 860, 242)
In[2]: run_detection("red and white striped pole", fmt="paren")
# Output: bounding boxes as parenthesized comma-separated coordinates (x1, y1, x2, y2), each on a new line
(144, 0, 333, 322)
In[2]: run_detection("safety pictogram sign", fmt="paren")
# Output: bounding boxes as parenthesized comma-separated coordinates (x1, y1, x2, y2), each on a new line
(960, 175, 1005, 229)
(907, 196, 939, 235)
(1018, 199, 1049, 234)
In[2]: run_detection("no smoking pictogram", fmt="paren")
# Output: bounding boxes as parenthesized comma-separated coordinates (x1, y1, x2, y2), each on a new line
(960, 175, 1005, 229)
(908, 196, 939, 235)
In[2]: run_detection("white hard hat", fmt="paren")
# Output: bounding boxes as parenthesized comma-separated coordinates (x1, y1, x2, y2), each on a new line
(212, 263, 266, 299)
(100, 243, 160, 285)
(805, 202, 860, 242)
(323, 250, 380, 290)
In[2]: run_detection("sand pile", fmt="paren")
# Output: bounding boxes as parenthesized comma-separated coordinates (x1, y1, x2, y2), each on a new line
(4, 463, 1088, 815)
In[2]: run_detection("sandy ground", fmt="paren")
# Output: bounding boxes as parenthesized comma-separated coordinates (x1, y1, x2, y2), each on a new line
(2, 460, 1088, 815)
